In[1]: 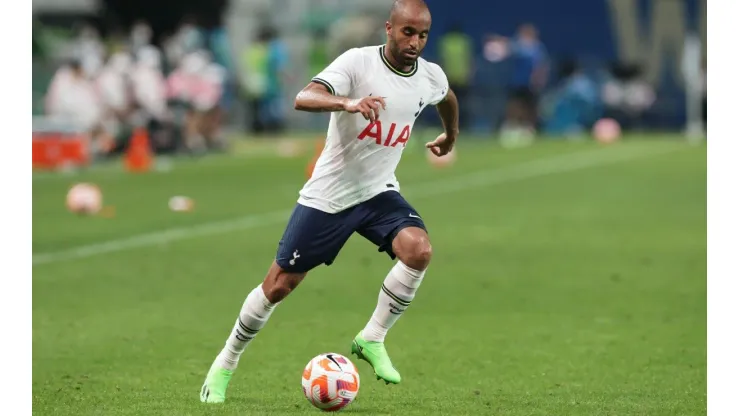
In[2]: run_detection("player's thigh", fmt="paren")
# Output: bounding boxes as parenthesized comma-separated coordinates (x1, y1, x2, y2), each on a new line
(355, 191, 428, 261)
(275, 203, 355, 273)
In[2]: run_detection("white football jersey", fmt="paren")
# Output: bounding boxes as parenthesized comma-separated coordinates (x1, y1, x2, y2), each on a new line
(298, 45, 449, 213)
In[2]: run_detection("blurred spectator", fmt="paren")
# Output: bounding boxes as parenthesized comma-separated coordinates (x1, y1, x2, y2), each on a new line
(168, 51, 202, 151)
(241, 26, 290, 134)
(45, 59, 112, 155)
(74, 24, 106, 64)
(601, 63, 655, 131)
(96, 52, 134, 142)
(471, 35, 512, 134)
(540, 60, 602, 136)
(175, 16, 206, 53)
(205, 25, 237, 113)
(502, 23, 549, 134)
(45, 60, 99, 127)
(439, 23, 474, 130)
(129, 20, 154, 55)
(163, 17, 206, 71)
(81, 54, 104, 80)
(131, 46, 169, 122)
(168, 51, 226, 153)
(130, 46, 177, 153)
(37, 13, 232, 157)
(197, 63, 227, 149)
(162, 34, 185, 72)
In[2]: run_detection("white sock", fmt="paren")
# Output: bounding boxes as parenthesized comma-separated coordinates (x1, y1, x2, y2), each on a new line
(215, 284, 277, 371)
(361, 261, 426, 342)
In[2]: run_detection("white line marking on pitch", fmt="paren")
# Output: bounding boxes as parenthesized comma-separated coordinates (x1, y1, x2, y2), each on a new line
(32, 145, 680, 266)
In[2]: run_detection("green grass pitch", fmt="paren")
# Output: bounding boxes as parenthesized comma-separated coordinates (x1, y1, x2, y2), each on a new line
(32, 136, 706, 415)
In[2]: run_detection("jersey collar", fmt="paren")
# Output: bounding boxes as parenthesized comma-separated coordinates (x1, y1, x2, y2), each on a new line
(379, 45, 418, 77)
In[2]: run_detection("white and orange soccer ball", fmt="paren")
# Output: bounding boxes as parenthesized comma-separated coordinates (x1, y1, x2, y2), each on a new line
(592, 118, 622, 144)
(426, 147, 457, 168)
(302, 353, 360, 412)
(66, 183, 103, 215)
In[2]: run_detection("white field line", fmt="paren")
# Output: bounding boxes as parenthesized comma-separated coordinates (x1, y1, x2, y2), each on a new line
(32, 145, 680, 267)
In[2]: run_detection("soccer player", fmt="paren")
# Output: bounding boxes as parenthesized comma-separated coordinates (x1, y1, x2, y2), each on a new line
(200, 0, 459, 403)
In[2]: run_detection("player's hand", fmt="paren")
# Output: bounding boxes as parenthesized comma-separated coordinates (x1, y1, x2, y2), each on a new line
(425, 132, 456, 157)
(343, 96, 387, 123)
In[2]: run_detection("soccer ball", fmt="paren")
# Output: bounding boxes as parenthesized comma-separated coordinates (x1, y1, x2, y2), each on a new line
(301, 353, 360, 412)
(592, 118, 622, 144)
(426, 147, 456, 168)
(66, 183, 102, 215)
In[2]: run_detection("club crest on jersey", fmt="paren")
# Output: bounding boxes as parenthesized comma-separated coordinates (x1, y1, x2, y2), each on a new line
(414, 98, 424, 118)
(357, 121, 410, 147)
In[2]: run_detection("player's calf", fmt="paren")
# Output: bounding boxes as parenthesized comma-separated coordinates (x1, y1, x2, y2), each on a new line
(212, 262, 306, 371)
(361, 227, 430, 345)
(262, 261, 307, 303)
(201, 262, 307, 403)
(354, 227, 432, 384)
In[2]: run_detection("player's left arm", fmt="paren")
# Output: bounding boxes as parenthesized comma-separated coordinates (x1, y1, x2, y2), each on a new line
(426, 88, 459, 157)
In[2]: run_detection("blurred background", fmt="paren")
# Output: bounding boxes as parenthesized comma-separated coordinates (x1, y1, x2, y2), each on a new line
(32, 0, 706, 167)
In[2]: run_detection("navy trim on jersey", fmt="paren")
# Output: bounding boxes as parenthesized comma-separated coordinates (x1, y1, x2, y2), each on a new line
(311, 77, 336, 95)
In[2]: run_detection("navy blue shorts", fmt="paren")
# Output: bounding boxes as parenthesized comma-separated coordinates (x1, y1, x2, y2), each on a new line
(275, 190, 426, 273)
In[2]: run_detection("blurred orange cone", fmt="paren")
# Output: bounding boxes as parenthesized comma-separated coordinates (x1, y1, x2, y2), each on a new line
(305, 138, 324, 178)
(125, 127, 153, 172)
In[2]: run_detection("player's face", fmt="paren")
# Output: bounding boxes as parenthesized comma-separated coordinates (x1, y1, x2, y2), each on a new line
(386, 11, 431, 67)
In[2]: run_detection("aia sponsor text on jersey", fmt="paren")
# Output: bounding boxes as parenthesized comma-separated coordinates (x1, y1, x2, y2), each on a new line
(357, 121, 411, 148)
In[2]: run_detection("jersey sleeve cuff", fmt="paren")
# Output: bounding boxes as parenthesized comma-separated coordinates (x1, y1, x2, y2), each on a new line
(311, 78, 336, 96)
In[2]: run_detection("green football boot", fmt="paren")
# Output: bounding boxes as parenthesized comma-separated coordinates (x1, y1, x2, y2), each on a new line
(200, 362, 234, 403)
(350, 332, 401, 384)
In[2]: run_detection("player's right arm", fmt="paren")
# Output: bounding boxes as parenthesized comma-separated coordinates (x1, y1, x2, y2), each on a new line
(294, 83, 386, 122)
(293, 47, 386, 122)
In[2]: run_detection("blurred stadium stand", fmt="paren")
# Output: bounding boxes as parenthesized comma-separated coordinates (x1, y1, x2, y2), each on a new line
(32, 0, 706, 167)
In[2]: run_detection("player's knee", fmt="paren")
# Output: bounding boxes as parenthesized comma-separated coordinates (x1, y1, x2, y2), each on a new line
(401, 238, 432, 271)
(262, 262, 306, 303)
(411, 240, 433, 270)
